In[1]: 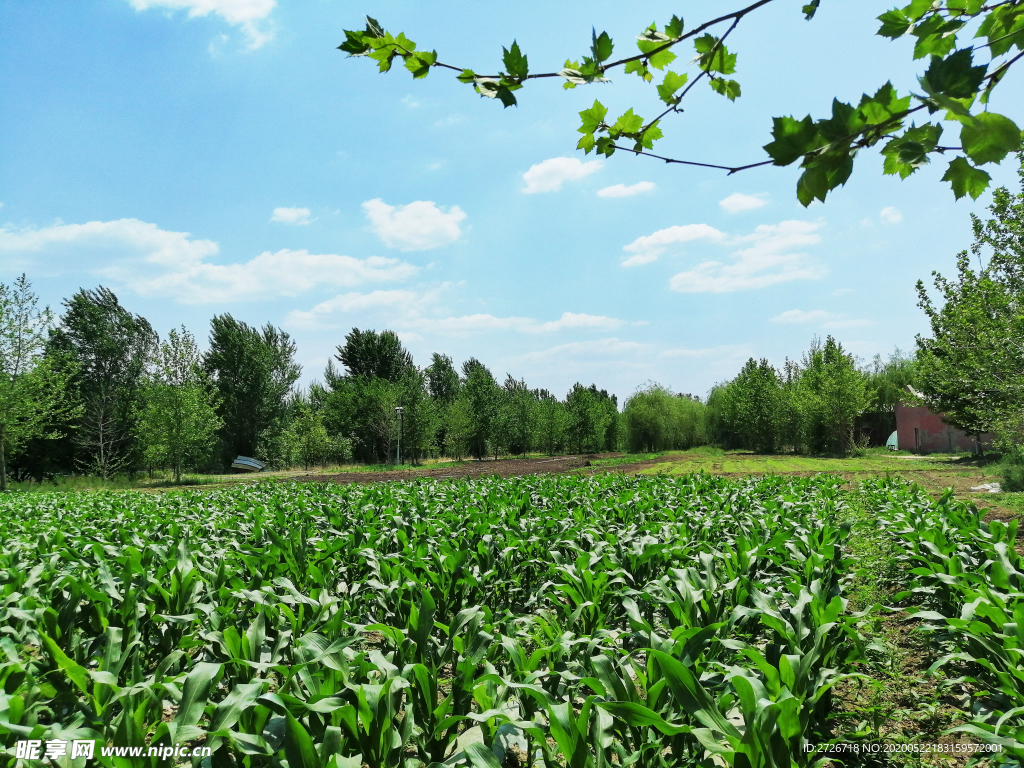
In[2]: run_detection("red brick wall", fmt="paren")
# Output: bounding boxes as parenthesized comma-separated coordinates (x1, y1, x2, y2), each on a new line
(894, 403, 991, 453)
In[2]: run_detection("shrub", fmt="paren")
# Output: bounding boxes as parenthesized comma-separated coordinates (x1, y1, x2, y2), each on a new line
(999, 445, 1024, 491)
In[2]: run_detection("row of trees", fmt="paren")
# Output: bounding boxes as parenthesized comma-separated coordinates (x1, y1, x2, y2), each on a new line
(0, 287, 624, 484)
(0, 284, 306, 486)
(616, 343, 916, 458)
(3, 161, 1020, 482)
(705, 341, 916, 455)
(316, 329, 620, 464)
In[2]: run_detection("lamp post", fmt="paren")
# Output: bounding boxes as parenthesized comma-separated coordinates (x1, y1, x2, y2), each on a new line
(395, 406, 404, 465)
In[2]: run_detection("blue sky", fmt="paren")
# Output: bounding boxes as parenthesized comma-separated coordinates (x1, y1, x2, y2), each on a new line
(1, 0, 1021, 403)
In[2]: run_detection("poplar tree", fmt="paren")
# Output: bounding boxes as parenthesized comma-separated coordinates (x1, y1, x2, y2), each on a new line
(0, 275, 78, 490)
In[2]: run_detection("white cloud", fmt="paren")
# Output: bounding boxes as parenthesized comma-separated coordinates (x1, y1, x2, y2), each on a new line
(286, 290, 428, 330)
(880, 206, 903, 224)
(362, 199, 466, 251)
(522, 157, 603, 194)
(719, 192, 768, 214)
(669, 220, 825, 293)
(128, 0, 275, 48)
(597, 181, 656, 198)
(769, 308, 872, 330)
(420, 311, 622, 336)
(271, 207, 313, 225)
(771, 309, 833, 324)
(659, 344, 751, 360)
(822, 318, 873, 330)
(0, 218, 417, 303)
(621, 224, 726, 267)
(511, 337, 649, 364)
(287, 292, 625, 336)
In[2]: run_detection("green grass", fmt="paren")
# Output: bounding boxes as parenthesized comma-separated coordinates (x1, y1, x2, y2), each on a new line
(637, 449, 977, 477)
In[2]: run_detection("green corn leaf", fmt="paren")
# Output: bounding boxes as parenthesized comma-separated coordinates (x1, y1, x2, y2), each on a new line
(284, 711, 320, 768)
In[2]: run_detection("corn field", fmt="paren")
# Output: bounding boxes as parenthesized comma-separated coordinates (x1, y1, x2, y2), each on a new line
(0, 472, 1012, 768)
(864, 479, 1024, 762)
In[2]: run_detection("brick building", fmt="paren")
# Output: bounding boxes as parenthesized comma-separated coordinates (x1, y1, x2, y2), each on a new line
(894, 402, 992, 453)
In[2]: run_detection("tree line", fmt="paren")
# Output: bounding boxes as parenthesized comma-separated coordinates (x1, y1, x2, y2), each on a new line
(0, 287, 623, 487)
(2, 162, 1021, 485)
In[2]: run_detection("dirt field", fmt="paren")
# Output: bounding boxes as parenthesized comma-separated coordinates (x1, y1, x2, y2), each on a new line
(299, 453, 621, 484)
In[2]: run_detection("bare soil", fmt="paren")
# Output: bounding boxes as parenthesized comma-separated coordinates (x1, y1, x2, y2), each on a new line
(295, 453, 621, 485)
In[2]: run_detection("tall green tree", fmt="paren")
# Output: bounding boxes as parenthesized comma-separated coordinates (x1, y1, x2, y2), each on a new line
(799, 337, 869, 454)
(137, 328, 223, 482)
(426, 352, 460, 456)
(49, 287, 156, 477)
(204, 315, 301, 467)
(733, 358, 782, 453)
(916, 162, 1024, 442)
(0, 276, 78, 490)
(322, 329, 432, 463)
(565, 383, 615, 454)
(534, 390, 568, 455)
(495, 375, 536, 457)
(336, 328, 414, 381)
(342, 2, 1022, 204)
(461, 358, 499, 459)
(425, 353, 460, 405)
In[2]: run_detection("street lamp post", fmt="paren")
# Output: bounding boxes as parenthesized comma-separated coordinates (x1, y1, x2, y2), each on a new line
(395, 406, 404, 465)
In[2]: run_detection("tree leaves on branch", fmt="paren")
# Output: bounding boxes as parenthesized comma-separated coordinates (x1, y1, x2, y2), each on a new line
(340, 0, 1024, 205)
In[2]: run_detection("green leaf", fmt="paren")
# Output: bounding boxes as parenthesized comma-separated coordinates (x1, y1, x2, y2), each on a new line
(803, 1, 821, 20)
(610, 109, 644, 137)
(624, 60, 652, 82)
(457, 69, 476, 84)
(912, 16, 964, 60)
(338, 29, 371, 56)
(404, 50, 436, 79)
(174, 662, 222, 730)
(283, 711, 320, 768)
(475, 80, 518, 108)
(797, 165, 830, 207)
(578, 100, 608, 134)
(664, 15, 684, 37)
(656, 71, 688, 103)
(464, 742, 503, 768)
(710, 78, 741, 101)
(694, 34, 736, 74)
(882, 133, 934, 178)
(960, 112, 1021, 164)
(941, 156, 991, 199)
(763, 115, 820, 165)
(39, 632, 89, 695)
(636, 36, 677, 70)
(597, 702, 691, 735)
(502, 41, 529, 80)
(858, 81, 912, 125)
(978, 4, 1024, 57)
(591, 29, 613, 63)
(924, 49, 987, 99)
(877, 8, 912, 38)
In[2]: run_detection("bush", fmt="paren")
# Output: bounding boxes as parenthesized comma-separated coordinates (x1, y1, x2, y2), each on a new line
(623, 384, 707, 453)
(999, 445, 1024, 492)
